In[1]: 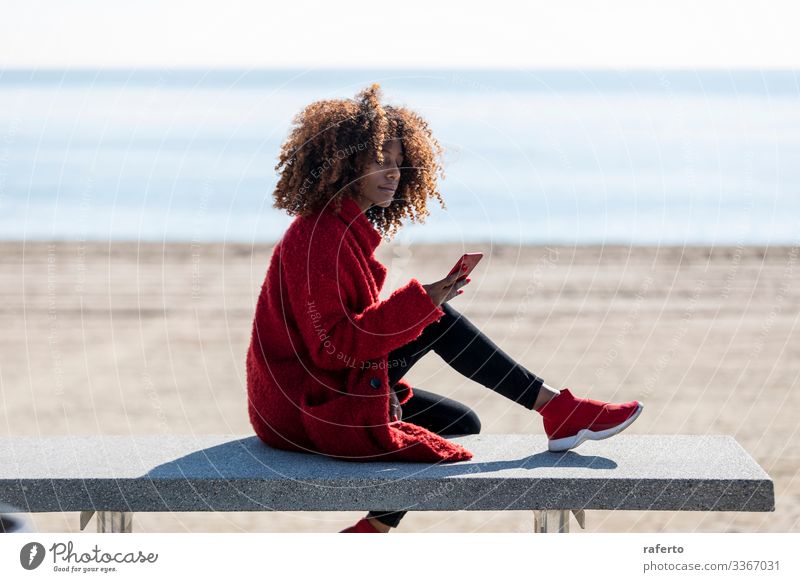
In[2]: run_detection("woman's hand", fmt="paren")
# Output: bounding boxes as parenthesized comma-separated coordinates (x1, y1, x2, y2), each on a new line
(422, 269, 471, 307)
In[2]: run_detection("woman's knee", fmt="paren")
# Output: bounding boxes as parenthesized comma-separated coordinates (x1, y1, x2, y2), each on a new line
(425, 302, 467, 346)
(439, 302, 462, 320)
(458, 407, 482, 435)
(401, 387, 481, 435)
(434, 396, 482, 435)
(440, 302, 456, 314)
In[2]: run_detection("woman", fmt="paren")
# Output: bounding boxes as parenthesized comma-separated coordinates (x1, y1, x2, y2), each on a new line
(246, 83, 643, 533)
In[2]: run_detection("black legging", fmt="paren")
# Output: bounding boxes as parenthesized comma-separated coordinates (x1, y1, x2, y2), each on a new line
(366, 302, 545, 528)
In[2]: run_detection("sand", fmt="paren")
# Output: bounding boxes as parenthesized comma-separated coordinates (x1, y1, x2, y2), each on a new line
(1, 240, 798, 533)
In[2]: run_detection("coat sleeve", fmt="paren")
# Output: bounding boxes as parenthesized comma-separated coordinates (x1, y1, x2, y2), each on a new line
(281, 222, 446, 371)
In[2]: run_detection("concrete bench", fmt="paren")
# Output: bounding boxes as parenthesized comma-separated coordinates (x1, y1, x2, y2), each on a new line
(0, 434, 774, 533)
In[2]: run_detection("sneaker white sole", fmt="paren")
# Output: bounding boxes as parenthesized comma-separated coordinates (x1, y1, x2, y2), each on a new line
(547, 402, 644, 452)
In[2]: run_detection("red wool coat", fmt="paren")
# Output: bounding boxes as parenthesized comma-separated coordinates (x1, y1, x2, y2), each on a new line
(246, 196, 473, 462)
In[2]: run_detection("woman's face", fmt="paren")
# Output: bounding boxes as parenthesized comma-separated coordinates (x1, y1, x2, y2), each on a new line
(353, 139, 404, 211)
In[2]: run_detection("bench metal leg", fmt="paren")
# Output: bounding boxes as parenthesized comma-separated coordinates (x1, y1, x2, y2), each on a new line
(97, 511, 133, 532)
(79, 511, 133, 532)
(533, 509, 586, 533)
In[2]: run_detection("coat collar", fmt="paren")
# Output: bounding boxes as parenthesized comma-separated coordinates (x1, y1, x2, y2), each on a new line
(330, 196, 383, 253)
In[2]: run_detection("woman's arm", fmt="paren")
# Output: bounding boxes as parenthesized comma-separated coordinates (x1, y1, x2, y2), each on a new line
(280, 224, 445, 371)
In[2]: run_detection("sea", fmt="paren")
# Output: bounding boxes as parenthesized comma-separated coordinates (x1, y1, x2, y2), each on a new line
(0, 69, 798, 246)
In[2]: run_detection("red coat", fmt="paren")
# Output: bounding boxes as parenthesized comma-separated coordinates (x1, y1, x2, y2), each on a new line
(246, 196, 473, 462)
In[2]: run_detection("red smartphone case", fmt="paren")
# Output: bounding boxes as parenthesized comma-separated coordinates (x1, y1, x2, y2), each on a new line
(446, 252, 483, 281)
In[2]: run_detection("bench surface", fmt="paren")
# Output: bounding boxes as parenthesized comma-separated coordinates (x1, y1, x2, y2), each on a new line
(0, 434, 774, 513)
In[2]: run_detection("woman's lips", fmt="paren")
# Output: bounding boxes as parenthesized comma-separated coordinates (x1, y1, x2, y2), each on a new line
(379, 186, 395, 193)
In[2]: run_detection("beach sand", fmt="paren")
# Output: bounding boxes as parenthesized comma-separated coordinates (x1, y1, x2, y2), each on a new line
(1, 240, 798, 533)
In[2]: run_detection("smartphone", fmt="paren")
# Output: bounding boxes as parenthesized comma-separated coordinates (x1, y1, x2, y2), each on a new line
(446, 252, 483, 283)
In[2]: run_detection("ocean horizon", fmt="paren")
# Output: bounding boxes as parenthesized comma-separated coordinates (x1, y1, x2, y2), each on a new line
(1, 68, 798, 245)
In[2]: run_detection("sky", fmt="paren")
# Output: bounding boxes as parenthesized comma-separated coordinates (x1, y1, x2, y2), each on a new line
(1, 0, 799, 70)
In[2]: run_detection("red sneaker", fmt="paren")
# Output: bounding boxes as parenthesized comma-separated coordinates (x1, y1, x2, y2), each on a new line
(538, 388, 643, 452)
(339, 518, 382, 533)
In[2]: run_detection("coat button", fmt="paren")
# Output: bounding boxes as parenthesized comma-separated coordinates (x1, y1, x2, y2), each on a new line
(369, 377, 382, 390)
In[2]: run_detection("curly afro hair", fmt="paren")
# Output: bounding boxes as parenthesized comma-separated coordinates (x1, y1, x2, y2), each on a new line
(271, 83, 447, 240)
